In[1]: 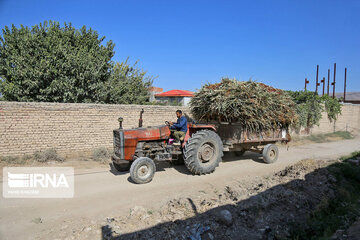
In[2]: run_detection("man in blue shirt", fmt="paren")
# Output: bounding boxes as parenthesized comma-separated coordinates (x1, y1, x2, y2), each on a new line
(170, 110, 188, 145)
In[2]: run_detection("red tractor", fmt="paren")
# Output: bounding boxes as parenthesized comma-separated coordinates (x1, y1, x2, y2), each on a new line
(111, 109, 223, 184)
(112, 110, 290, 184)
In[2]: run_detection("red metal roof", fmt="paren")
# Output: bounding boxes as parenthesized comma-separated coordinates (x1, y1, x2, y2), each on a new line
(155, 90, 194, 97)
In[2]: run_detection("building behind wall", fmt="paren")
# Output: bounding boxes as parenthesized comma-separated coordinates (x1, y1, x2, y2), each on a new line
(149, 87, 164, 102)
(334, 92, 360, 104)
(155, 90, 194, 106)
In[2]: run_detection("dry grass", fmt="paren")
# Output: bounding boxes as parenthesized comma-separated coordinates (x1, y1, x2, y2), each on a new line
(92, 147, 111, 163)
(290, 131, 354, 146)
(34, 148, 64, 162)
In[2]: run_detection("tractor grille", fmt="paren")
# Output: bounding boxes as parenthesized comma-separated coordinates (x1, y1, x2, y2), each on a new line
(113, 130, 121, 147)
(113, 130, 124, 159)
(114, 130, 124, 158)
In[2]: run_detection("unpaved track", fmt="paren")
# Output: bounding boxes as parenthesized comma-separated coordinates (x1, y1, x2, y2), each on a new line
(1, 138, 359, 239)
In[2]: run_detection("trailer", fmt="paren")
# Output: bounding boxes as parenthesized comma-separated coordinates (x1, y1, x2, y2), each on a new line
(215, 122, 290, 163)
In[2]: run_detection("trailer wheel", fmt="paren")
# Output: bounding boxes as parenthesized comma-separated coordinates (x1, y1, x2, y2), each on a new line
(262, 144, 279, 164)
(113, 161, 131, 172)
(184, 130, 223, 175)
(130, 157, 156, 184)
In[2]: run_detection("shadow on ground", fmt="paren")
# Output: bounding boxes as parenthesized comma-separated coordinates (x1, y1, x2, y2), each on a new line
(222, 151, 264, 164)
(110, 152, 266, 179)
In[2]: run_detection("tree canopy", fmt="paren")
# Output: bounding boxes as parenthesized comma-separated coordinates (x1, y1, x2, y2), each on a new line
(99, 58, 153, 104)
(0, 20, 153, 104)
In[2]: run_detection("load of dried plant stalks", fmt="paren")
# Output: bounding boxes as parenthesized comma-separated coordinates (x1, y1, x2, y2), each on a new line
(190, 78, 298, 131)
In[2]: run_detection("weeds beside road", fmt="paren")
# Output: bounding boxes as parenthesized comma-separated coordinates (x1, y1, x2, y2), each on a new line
(289, 131, 354, 146)
(0, 147, 112, 169)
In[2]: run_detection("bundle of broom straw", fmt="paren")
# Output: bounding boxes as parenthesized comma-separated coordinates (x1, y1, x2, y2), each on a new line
(190, 78, 298, 131)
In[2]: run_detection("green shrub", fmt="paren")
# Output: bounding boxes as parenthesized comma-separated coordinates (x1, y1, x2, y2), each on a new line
(339, 151, 360, 161)
(287, 90, 342, 131)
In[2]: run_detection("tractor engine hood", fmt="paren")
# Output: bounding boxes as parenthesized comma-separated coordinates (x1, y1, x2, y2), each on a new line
(121, 125, 171, 141)
(113, 125, 171, 161)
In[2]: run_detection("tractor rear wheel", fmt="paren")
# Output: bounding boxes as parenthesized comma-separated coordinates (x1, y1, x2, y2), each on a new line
(130, 157, 156, 184)
(184, 130, 223, 175)
(262, 144, 279, 164)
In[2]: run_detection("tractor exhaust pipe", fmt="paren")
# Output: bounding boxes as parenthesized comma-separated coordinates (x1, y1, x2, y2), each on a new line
(139, 109, 144, 128)
(118, 117, 123, 129)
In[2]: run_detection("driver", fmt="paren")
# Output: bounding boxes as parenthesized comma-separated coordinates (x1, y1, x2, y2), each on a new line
(169, 110, 188, 146)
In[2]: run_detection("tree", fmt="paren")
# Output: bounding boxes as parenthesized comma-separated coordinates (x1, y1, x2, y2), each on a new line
(0, 20, 115, 102)
(98, 58, 154, 104)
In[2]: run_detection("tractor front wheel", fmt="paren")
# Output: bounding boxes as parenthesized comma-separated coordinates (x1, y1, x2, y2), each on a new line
(130, 157, 156, 184)
(184, 130, 223, 175)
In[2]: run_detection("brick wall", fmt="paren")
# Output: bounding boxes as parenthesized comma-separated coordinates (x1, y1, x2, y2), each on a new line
(0, 102, 359, 157)
(0, 102, 190, 156)
(311, 104, 360, 134)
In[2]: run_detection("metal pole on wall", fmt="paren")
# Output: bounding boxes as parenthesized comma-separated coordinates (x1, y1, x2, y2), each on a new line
(315, 65, 319, 93)
(321, 77, 325, 96)
(304, 78, 309, 90)
(344, 67, 347, 102)
(327, 69, 330, 95)
(332, 63, 336, 98)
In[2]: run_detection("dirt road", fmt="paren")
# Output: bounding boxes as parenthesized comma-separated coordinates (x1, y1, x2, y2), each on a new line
(1, 138, 359, 239)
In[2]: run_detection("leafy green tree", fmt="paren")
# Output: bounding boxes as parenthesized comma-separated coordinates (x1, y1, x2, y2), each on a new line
(98, 58, 154, 104)
(322, 94, 342, 122)
(0, 20, 115, 102)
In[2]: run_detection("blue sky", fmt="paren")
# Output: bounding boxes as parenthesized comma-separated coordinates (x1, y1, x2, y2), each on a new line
(0, 0, 359, 92)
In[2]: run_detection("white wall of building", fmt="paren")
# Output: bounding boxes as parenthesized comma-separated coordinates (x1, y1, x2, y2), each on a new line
(182, 97, 192, 106)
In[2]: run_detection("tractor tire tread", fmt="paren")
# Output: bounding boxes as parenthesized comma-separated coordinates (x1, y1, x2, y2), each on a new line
(184, 130, 223, 175)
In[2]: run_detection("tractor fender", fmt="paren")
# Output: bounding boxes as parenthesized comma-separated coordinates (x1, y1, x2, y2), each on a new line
(184, 123, 217, 144)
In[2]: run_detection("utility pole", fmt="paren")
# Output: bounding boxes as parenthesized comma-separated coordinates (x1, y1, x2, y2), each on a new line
(344, 67, 347, 102)
(327, 69, 330, 95)
(321, 77, 325, 96)
(315, 65, 319, 93)
(304, 78, 309, 90)
(332, 63, 336, 98)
